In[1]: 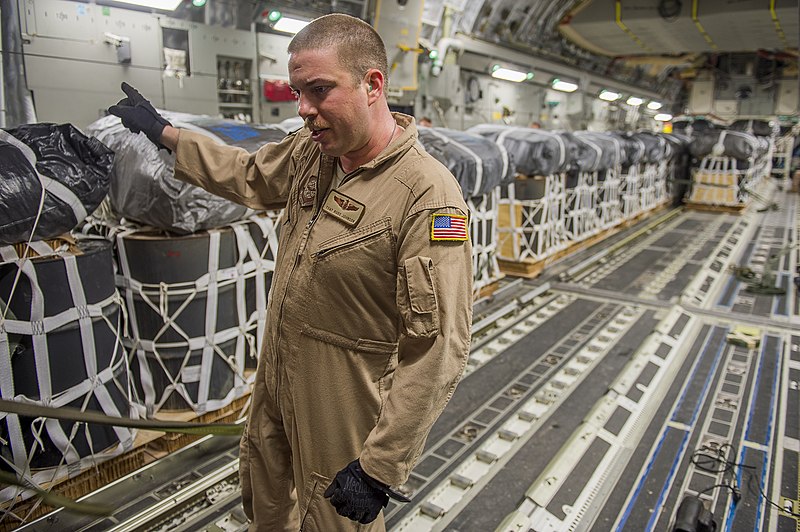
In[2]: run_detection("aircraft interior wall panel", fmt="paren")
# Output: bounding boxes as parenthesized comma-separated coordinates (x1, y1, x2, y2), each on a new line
(22, 55, 164, 128)
(162, 76, 220, 116)
(688, 80, 714, 115)
(776, 79, 799, 115)
(373, 0, 424, 93)
(160, 18, 256, 80)
(21, 0, 161, 66)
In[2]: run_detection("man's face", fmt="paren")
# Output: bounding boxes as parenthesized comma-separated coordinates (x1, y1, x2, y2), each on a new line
(288, 47, 370, 158)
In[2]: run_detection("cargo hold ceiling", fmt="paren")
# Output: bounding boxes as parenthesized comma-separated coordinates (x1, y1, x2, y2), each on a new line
(558, 0, 799, 56)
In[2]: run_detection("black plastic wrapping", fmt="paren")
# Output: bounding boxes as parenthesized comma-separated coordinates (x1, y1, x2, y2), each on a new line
(467, 124, 570, 176)
(572, 131, 624, 172)
(417, 127, 514, 199)
(609, 132, 645, 169)
(672, 118, 718, 135)
(87, 112, 289, 234)
(0, 123, 114, 245)
(688, 129, 761, 160)
(729, 119, 776, 138)
(630, 131, 669, 163)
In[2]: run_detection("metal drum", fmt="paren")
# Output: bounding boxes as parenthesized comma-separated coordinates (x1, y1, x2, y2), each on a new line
(116, 215, 278, 414)
(0, 240, 133, 471)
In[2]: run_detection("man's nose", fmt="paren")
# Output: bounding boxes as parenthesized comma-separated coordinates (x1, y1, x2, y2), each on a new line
(297, 94, 316, 119)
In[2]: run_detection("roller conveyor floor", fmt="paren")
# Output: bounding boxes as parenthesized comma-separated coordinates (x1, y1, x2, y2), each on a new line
(20, 181, 800, 532)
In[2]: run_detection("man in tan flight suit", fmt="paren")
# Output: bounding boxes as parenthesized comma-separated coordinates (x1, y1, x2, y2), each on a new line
(109, 13, 472, 531)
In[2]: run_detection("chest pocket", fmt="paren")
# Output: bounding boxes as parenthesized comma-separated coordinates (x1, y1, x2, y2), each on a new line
(307, 218, 398, 343)
(312, 218, 394, 264)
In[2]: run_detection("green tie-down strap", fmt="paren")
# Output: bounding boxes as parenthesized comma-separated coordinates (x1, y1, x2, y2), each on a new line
(0, 470, 114, 516)
(0, 398, 244, 436)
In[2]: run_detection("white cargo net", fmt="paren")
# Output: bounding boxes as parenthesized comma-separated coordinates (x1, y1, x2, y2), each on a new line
(0, 240, 134, 507)
(115, 213, 279, 416)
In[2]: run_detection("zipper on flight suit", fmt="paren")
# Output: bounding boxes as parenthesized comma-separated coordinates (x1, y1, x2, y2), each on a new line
(272, 157, 339, 399)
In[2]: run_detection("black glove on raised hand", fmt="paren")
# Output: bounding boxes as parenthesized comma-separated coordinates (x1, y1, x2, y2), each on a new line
(108, 82, 171, 150)
(323, 460, 410, 524)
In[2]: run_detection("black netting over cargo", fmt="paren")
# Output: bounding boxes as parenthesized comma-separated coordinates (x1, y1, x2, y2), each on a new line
(0, 123, 113, 245)
(417, 127, 515, 199)
(87, 112, 289, 234)
(688, 129, 762, 160)
(467, 124, 571, 176)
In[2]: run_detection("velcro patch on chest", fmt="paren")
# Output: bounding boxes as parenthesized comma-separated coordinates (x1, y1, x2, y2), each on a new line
(431, 213, 468, 241)
(322, 190, 366, 227)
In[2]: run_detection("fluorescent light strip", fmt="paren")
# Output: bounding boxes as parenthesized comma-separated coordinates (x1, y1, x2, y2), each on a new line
(112, 0, 182, 10)
(491, 68, 528, 83)
(654, 113, 673, 121)
(647, 101, 663, 110)
(273, 16, 309, 34)
(599, 90, 621, 101)
(552, 80, 578, 92)
(626, 96, 644, 106)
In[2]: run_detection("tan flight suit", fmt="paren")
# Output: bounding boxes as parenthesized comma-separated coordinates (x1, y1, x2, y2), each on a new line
(173, 114, 472, 531)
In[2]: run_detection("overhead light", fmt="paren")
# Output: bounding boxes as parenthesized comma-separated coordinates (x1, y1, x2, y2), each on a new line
(647, 101, 663, 110)
(626, 96, 644, 106)
(272, 15, 309, 34)
(111, 0, 182, 10)
(491, 66, 532, 83)
(598, 90, 621, 101)
(267, 10, 282, 22)
(552, 79, 578, 93)
(191, 0, 206, 6)
(654, 113, 673, 121)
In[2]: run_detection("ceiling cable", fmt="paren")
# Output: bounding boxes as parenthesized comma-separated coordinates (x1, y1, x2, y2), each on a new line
(614, 0, 652, 53)
(769, 0, 788, 47)
(691, 0, 718, 51)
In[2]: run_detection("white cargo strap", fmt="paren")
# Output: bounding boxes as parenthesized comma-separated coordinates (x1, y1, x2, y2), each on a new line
(0, 243, 133, 501)
(577, 135, 603, 171)
(497, 127, 567, 170)
(0, 130, 88, 224)
(198, 230, 221, 407)
(116, 215, 276, 414)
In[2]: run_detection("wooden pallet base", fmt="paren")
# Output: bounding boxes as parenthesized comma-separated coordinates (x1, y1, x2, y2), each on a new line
(475, 277, 505, 300)
(498, 202, 671, 279)
(0, 393, 251, 531)
(684, 201, 746, 213)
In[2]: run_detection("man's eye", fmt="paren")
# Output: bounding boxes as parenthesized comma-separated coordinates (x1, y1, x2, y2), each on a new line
(313, 86, 330, 95)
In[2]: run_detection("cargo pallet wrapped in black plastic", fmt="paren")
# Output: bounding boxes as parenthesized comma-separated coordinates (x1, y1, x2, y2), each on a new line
(417, 127, 515, 296)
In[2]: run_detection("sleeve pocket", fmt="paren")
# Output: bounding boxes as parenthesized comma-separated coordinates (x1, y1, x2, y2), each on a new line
(399, 256, 440, 338)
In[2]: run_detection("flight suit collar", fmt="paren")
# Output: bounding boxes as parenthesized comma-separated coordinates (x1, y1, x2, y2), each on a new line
(298, 113, 416, 208)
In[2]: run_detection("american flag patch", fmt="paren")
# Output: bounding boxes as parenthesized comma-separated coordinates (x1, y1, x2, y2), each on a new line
(431, 214, 468, 241)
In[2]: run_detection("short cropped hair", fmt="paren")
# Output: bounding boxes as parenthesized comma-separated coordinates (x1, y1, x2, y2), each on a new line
(288, 14, 388, 86)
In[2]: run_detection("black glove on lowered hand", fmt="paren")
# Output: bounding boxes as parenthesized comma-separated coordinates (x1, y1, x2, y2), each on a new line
(108, 82, 172, 150)
(324, 460, 410, 524)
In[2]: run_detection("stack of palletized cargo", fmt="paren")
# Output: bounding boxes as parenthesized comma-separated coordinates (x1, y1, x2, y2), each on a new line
(465, 124, 687, 277)
(417, 127, 515, 296)
(0, 124, 135, 506)
(87, 113, 284, 416)
(682, 120, 772, 208)
(467, 125, 572, 267)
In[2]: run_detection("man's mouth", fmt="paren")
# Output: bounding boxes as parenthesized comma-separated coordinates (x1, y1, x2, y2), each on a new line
(310, 128, 328, 141)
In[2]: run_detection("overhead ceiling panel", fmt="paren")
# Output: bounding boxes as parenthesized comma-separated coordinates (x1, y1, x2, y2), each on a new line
(560, 0, 799, 56)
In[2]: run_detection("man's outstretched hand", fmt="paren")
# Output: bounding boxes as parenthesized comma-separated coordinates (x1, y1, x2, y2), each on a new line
(108, 82, 172, 150)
